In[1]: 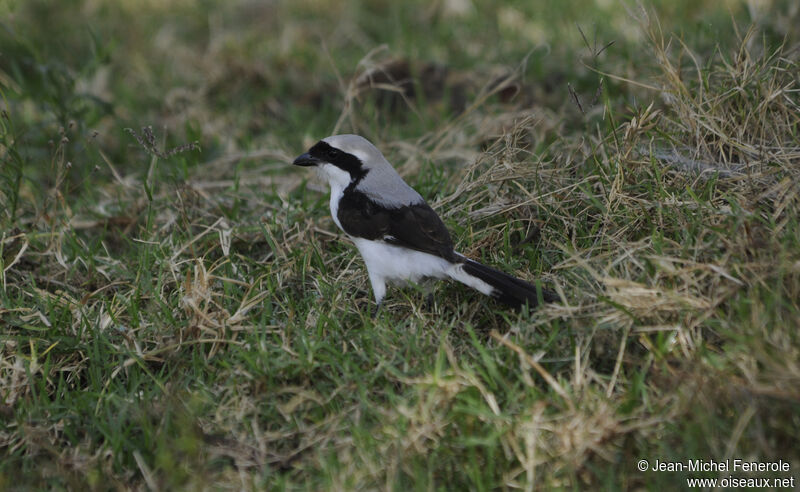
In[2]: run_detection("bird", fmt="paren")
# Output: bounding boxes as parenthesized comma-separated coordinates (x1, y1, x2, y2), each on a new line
(293, 134, 557, 311)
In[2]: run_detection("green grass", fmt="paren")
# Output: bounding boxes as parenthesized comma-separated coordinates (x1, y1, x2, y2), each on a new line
(2, 0, 800, 489)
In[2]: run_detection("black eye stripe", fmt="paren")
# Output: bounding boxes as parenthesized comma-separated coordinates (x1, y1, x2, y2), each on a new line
(308, 141, 367, 181)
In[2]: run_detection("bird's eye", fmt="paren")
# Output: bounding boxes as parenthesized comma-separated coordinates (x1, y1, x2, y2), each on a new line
(326, 149, 340, 159)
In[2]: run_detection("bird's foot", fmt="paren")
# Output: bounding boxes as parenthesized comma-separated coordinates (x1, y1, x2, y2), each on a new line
(371, 301, 382, 319)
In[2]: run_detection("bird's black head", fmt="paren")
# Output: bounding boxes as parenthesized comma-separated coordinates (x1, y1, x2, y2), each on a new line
(293, 139, 368, 181)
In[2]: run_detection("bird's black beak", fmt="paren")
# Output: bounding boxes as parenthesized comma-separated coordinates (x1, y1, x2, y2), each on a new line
(293, 152, 322, 167)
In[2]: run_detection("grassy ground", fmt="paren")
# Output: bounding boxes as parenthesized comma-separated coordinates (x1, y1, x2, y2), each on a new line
(2, 0, 799, 489)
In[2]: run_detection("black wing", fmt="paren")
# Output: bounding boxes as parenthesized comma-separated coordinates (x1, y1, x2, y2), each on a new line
(336, 190, 456, 262)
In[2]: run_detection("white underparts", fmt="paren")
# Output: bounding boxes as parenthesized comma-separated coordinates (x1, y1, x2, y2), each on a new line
(316, 163, 350, 230)
(351, 238, 495, 304)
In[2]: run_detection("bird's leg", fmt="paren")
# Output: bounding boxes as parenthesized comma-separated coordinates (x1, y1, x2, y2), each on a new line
(419, 280, 435, 310)
(367, 273, 386, 320)
(371, 301, 382, 319)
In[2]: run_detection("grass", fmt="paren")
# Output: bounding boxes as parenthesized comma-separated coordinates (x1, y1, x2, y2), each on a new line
(2, 0, 799, 489)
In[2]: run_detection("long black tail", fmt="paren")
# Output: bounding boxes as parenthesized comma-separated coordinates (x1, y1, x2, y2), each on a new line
(460, 258, 558, 309)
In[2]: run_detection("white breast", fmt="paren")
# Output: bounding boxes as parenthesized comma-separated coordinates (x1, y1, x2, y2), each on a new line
(315, 163, 351, 231)
(329, 182, 344, 230)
